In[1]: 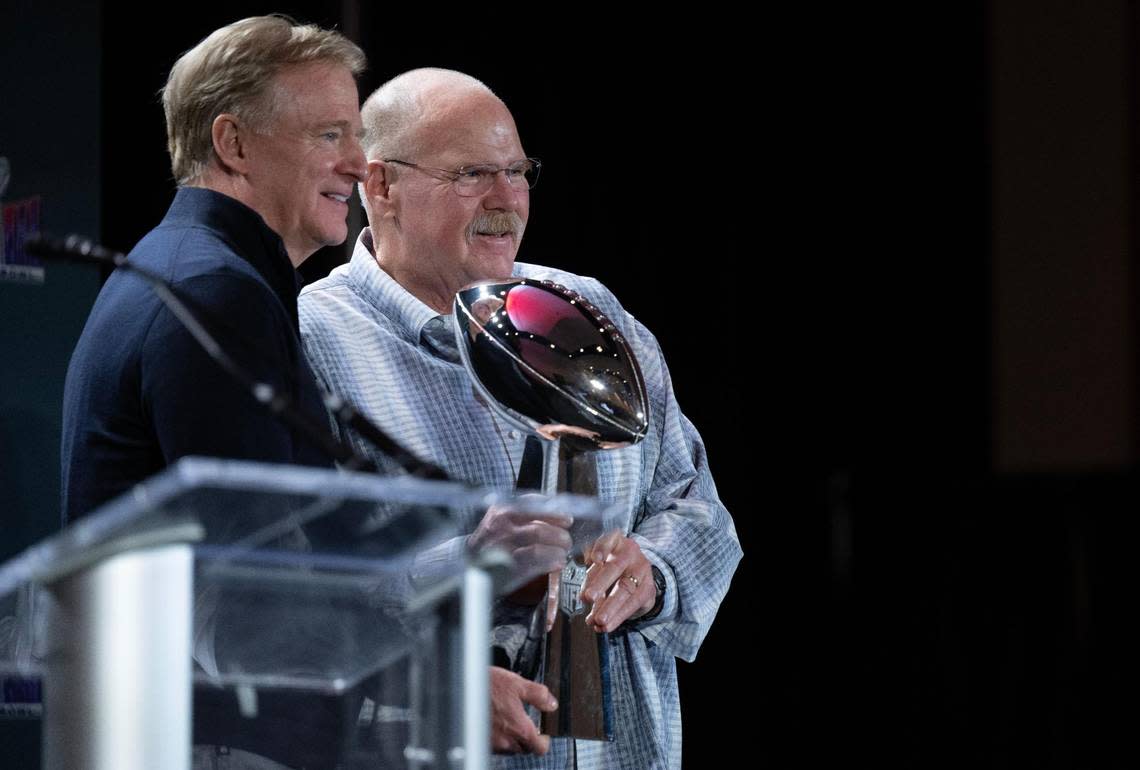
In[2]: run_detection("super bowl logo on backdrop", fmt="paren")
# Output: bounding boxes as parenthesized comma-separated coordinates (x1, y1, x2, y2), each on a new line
(0, 157, 45, 284)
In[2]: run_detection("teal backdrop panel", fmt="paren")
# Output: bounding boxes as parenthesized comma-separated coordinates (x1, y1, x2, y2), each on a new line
(1, 3, 102, 767)
(1, 0, 102, 559)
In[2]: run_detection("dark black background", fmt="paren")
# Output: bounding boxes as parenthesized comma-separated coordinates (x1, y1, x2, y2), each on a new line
(91, 3, 1140, 769)
(12, 0, 1140, 767)
(94, 3, 1000, 767)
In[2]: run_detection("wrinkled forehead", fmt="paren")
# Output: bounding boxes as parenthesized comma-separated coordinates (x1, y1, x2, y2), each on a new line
(414, 91, 525, 165)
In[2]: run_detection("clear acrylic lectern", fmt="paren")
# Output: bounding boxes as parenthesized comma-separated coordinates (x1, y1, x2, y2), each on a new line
(0, 458, 612, 770)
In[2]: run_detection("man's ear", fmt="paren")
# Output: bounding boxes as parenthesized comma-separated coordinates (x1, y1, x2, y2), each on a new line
(364, 159, 393, 207)
(211, 114, 250, 175)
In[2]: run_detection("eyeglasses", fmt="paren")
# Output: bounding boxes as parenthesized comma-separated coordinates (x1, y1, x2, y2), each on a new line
(383, 157, 541, 197)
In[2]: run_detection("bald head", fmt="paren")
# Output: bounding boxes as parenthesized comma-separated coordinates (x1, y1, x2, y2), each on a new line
(361, 68, 501, 161)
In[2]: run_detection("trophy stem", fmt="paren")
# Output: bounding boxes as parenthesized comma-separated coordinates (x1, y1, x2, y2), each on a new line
(537, 446, 610, 740)
(538, 438, 560, 495)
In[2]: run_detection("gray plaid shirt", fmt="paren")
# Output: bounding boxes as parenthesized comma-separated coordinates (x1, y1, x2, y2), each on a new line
(298, 230, 741, 769)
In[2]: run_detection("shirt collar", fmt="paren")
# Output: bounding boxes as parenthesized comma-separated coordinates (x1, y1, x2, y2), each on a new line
(347, 228, 443, 345)
(165, 186, 302, 312)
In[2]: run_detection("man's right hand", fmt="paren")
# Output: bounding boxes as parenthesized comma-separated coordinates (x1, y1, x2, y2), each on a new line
(490, 667, 557, 754)
(466, 502, 573, 585)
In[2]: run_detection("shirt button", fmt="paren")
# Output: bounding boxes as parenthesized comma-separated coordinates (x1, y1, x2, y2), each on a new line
(508, 430, 521, 440)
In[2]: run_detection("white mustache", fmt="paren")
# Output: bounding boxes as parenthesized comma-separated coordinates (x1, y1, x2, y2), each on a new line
(468, 211, 525, 239)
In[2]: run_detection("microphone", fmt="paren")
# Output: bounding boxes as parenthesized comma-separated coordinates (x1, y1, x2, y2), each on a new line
(29, 232, 448, 481)
(26, 233, 126, 269)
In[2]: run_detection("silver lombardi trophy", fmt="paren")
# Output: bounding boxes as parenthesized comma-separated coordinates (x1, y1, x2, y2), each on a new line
(453, 277, 649, 740)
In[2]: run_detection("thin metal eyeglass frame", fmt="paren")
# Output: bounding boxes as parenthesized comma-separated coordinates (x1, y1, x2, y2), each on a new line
(383, 158, 542, 196)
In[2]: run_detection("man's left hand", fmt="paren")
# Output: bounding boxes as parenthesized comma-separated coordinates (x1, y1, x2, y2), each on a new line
(578, 530, 658, 633)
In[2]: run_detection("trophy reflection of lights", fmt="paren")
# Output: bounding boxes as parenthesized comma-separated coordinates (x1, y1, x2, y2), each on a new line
(454, 279, 648, 740)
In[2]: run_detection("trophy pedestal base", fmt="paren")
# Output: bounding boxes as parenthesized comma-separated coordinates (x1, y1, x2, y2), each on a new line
(540, 610, 612, 741)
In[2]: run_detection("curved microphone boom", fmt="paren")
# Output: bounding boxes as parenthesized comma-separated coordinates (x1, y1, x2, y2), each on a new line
(27, 232, 448, 481)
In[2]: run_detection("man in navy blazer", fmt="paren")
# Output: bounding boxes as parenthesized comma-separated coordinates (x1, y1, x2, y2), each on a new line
(59, 16, 368, 770)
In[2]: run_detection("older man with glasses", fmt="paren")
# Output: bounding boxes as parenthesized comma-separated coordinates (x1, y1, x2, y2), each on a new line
(299, 68, 740, 767)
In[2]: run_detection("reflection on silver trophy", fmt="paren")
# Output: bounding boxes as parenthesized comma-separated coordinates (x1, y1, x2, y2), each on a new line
(453, 278, 648, 741)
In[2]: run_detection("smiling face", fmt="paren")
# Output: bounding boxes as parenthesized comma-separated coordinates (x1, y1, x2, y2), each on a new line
(374, 91, 530, 308)
(242, 61, 366, 265)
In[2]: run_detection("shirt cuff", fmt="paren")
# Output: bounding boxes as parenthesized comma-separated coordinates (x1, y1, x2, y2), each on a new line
(409, 534, 468, 590)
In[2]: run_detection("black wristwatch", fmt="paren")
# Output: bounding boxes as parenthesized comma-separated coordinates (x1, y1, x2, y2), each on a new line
(615, 565, 666, 632)
(638, 565, 667, 623)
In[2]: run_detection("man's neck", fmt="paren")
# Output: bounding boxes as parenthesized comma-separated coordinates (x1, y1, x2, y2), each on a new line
(363, 236, 461, 314)
(189, 174, 305, 268)
(373, 257, 457, 315)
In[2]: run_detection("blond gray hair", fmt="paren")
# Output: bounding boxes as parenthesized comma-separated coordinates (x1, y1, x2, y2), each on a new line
(162, 15, 366, 185)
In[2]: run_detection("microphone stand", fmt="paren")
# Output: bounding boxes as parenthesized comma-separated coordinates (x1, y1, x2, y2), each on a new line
(27, 232, 448, 481)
